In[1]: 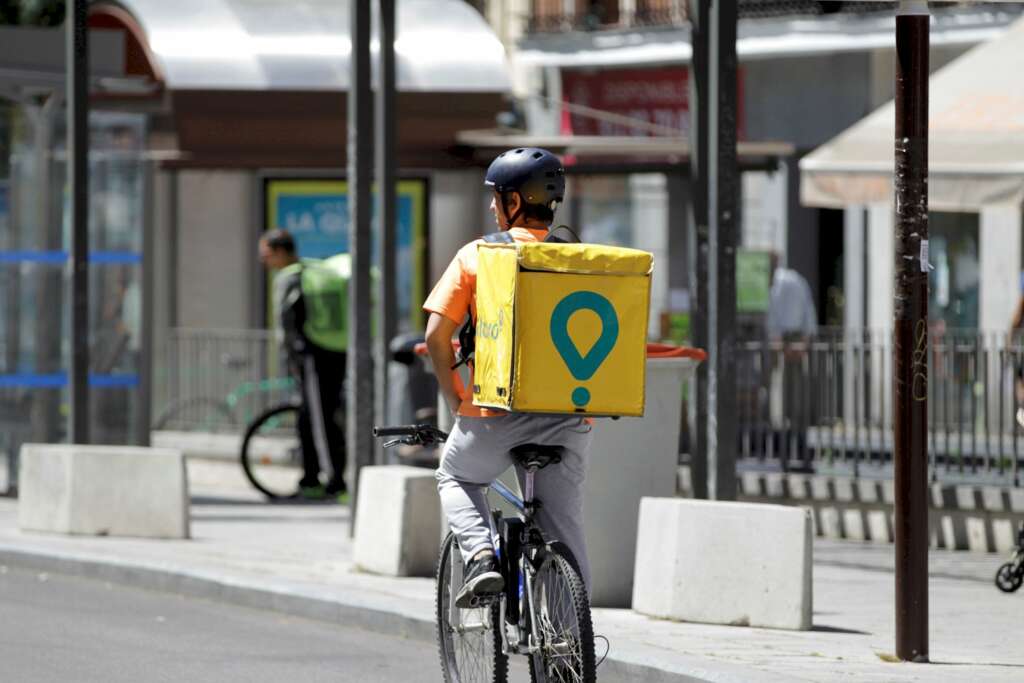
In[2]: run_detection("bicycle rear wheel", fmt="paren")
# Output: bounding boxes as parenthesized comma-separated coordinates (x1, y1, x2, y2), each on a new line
(528, 543, 595, 683)
(240, 403, 303, 500)
(437, 533, 508, 683)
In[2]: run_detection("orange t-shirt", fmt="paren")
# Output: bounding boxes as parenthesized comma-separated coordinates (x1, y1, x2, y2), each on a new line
(423, 227, 549, 417)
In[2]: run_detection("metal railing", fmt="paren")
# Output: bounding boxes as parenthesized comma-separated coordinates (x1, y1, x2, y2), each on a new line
(155, 328, 296, 433)
(736, 328, 1024, 486)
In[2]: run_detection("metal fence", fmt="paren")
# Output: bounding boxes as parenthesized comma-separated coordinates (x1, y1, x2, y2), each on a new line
(155, 328, 296, 433)
(736, 328, 1024, 486)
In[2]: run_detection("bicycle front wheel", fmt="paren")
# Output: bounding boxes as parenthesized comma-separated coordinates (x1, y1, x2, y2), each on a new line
(437, 533, 508, 683)
(528, 543, 595, 683)
(240, 403, 303, 500)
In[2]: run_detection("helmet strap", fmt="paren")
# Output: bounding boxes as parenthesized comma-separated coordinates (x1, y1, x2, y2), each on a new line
(499, 192, 523, 230)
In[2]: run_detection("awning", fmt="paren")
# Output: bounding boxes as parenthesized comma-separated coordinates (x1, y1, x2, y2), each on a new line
(800, 16, 1024, 211)
(115, 0, 510, 93)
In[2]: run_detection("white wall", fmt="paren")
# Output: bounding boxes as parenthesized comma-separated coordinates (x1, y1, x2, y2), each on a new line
(980, 207, 1022, 333)
(429, 169, 486, 284)
(176, 171, 257, 329)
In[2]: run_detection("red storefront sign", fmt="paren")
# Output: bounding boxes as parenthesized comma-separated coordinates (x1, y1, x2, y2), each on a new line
(561, 66, 744, 138)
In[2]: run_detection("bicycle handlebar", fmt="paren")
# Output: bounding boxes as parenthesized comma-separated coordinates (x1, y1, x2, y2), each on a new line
(373, 423, 449, 448)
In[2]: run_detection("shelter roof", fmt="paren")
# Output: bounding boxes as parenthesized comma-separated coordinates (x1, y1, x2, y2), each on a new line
(800, 16, 1024, 210)
(113, 0, 510, 93)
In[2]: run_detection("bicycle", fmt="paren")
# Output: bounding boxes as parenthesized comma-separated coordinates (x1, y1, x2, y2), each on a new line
(374, 423, 597, 683)
(239, 400, 304, 500)
(153, 375, 297, 433)
(995, 524, 1024, 593)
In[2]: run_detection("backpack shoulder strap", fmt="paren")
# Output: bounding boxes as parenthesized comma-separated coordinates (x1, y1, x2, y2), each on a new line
(482, 231, 515, 244)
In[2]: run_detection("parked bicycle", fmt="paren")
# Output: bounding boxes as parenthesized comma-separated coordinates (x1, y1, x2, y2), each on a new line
(375, 423, 597, 683)
(995, 523, 1024, 593)
(239, 400, 304, 500)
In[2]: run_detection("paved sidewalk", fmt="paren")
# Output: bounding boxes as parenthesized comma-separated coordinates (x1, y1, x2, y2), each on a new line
(1, 460, 1022, 682)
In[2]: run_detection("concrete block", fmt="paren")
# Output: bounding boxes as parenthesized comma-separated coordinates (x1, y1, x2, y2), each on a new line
(867, 510, 892, 542)
(1007, 489, 1024, 513)
(817, 507, 843, 539)
(810, 477, 832, 501)
(764, 473, 787, 498)
(18, 443, 189, 539)
(842, 509, 867, 541)
(955, 485, 981, 511)
(880, 479, 896, 505)
(833, 477, 856, 503)
(856, 480, 882, 504)
(740, 471, 764, 497)
(787, 473, 812, 500)
(992, 518, 1018, 553)
(632, 498, 813, 630)
(981, 486, 1008, 513)
(353, 466, 441, 577)
(964, 515, 992, 553)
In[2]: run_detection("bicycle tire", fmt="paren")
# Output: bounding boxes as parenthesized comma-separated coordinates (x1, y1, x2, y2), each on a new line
(153, 397, 236, 432)
(436, 532, 508, 683)
(527, 543, 595, 683)
(240, 403, 303, 500)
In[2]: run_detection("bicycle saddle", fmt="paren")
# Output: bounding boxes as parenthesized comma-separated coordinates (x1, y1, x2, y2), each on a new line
(510, 443, 564, 470)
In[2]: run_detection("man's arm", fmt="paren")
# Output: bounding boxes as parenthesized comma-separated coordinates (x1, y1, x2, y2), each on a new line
(425, 312, 462, 415)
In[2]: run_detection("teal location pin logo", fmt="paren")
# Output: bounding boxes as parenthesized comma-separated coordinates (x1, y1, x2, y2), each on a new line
(550, 291, 619, 408)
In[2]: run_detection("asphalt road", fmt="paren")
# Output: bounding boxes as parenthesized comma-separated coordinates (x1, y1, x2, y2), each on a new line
(0, 565, 443, 682)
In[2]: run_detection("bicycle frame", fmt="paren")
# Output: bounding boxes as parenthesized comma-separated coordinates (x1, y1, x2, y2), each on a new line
(488, 470, 548, 658)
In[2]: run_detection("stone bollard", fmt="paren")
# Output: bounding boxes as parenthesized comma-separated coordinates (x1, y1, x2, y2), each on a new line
(18, 443, 190, 539)
(353, 465, 441, 577)
(632, 497, 813, 630)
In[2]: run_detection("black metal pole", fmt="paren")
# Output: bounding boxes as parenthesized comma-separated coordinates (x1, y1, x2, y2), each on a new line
(687, 0, 709, 499)
(348, 0, 374, 525)
(375, 0, 397, 465)
(893, 0, 929, 663)
(68, 0, 90, 444)
(693, 0, 738, 500)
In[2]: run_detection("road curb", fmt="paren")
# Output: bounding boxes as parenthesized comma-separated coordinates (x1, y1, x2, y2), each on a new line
(0, 545, 722, 683)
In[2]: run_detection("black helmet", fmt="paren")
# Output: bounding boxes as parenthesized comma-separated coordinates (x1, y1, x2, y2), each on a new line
(484, 147, 565, 208)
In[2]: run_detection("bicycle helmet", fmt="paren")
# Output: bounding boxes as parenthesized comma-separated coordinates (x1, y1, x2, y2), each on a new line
(485, 147, 565, 210)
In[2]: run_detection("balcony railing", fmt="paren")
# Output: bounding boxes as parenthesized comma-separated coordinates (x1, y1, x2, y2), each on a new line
(528, 0, 685, 33)
(525, 0, 899, 33)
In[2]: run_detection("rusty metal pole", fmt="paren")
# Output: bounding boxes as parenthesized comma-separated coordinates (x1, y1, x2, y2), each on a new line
(348, 0, 374, 528)
(893, 0, 929, 663)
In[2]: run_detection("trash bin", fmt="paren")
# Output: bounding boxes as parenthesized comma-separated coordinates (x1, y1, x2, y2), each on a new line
(584, 343, 705, 607)
(386, 333, 439, 467)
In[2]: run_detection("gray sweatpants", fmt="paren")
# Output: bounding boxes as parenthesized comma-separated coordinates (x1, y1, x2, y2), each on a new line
(436, 413, 593, 589)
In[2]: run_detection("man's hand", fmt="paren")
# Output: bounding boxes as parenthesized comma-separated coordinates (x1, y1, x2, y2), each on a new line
(425, 312, 462, 415)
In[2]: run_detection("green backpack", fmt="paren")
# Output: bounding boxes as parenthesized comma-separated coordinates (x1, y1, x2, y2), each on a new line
(281, 255, 350, 352)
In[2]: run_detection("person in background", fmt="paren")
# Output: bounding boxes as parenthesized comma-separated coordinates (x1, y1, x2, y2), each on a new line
(766, 253, 818, 346)
(1009, 272, 1024, 427)
(259, 229, 348, 501)
(764, 253, 818, 467)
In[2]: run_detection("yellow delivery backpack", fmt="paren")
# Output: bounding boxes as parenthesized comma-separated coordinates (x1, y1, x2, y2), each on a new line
(473, 241, 652, 417)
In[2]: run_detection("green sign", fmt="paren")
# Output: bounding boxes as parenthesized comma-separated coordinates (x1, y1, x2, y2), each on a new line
(736, 250, 771, 313)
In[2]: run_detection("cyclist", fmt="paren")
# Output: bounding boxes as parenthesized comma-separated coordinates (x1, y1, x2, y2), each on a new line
(259, 229, 348, 501)
(424, 148, 593, 607)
